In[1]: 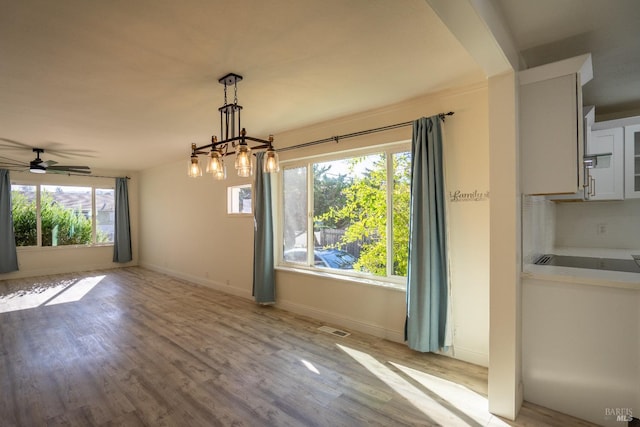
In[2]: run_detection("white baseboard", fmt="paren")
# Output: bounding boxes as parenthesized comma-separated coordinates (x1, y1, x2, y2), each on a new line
(139, 262, 253, 300)
(0, 261, 137, 280)
(276, 299, 405, 343)
(440, 345, 489, 367)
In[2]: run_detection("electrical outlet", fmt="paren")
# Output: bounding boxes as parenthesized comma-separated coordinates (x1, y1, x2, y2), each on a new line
(597, 223, 607, 235)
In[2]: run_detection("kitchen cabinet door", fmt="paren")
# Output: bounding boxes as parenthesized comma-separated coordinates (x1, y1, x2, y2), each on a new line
(520, 74, 582, 195)
(588, 127, 624, 200)
(624, 124, 640, 198)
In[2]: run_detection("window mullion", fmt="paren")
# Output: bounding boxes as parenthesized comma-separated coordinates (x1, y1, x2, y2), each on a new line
(91, 188, 96, 244)
(306, 163, 314, 267)
(386, 150, 394, 277)
(36, 185, 42, 247)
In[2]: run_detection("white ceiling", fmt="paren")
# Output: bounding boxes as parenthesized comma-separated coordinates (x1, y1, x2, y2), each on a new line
(1, 0, 639, 173)
(497, 0, 640, 118)
(0, 0, 485, 171)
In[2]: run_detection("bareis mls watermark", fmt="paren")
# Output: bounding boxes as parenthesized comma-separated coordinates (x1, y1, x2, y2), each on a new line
(604, 407, 633, 422)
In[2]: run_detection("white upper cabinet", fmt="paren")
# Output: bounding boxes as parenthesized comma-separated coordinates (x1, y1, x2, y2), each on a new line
(592, 118, 640, 199)
(587, 127, 624, 200)
(519, 54, 592, 195)
(624, 124, 640, 198)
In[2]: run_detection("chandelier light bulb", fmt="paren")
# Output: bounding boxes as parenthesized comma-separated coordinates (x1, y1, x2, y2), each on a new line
(237, 165, 252, 178)
(235, 143, 253, 177)
(213, 164, 227, 180)
(263, 147, 280, 173)
(207, 150, 224, 174)
(188, 155, 202, 178)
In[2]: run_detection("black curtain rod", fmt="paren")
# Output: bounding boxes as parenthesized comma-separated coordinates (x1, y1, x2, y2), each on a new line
(66, 173, 131, 180)
(96, 175, 131, 180)
(277, 111, 454, 153)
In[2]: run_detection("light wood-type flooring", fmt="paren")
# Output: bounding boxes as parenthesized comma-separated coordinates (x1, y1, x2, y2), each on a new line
(0, 267, 596, 426)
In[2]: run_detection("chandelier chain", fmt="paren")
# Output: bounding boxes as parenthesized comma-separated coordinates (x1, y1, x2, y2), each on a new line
(234, 81, 238, 105)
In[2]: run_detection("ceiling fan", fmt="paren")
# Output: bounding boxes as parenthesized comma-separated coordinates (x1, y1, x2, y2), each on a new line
(0, 148, 91, 175)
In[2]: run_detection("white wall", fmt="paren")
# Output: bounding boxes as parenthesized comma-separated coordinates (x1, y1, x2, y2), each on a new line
(521, 195, 555, 263)
(1, 169, 139, 280)
(488, 71, 522, 419)
(138, 161, 255, 298)
(554, 199, 640, 250)
(139, 83, 492, 367)
(523, 278, 639, 427)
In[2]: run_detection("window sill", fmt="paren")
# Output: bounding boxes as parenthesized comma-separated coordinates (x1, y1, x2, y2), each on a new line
(16, 244, 114, 252)
(275, 265, 407, 292)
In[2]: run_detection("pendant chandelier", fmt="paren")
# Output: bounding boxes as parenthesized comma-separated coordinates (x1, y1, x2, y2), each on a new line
(188, 73, 279, 179)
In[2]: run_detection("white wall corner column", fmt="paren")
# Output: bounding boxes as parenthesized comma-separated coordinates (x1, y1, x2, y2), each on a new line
(426, 0, 523, 419)
(488, 72, 522, 420)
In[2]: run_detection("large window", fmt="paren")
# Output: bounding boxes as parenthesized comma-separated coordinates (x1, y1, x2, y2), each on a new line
(11, 184, 115, 247)
(280, 144, 411, 280)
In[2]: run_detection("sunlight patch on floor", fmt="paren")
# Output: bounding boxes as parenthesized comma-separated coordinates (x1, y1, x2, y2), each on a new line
(301, 359, 321, 375)
(337, 344, 510, 427)
(45, 275, 105, 306)
(0, 275, 104, 313)
(390, 361, 507, 426)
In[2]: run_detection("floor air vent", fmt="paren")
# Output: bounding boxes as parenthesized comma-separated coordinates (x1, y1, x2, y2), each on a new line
(534, 254, 553, 265)
(318, 325, 350, 337)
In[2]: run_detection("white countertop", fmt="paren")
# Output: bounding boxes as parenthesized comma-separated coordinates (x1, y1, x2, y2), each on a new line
(551, 246, 640, 259)
(523, 247, 640, 290)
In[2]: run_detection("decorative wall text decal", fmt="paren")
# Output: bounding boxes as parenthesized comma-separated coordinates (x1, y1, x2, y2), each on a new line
(449, 190, 490, 202)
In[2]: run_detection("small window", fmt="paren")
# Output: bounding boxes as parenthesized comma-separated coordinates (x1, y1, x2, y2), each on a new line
(227, 184, 252, 214)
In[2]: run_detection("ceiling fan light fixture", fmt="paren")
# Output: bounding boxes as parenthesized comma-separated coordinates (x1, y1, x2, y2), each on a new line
(29, 148, 47, 173)
(29, 163, 46, 174)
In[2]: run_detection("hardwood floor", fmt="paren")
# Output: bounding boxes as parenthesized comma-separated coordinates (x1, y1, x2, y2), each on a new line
(0, 267, 595, 426)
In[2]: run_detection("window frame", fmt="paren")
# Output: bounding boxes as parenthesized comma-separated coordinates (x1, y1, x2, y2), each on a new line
(10, 181, 116, 249)
(227, 183, 253, 216)
(275, 140, 411, 286)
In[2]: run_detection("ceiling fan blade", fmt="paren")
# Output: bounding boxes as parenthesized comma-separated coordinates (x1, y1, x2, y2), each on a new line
(47, 165, 92, 174)
(0, 154, 24, 162)
(0, 139, 98, 160)
(0, 163, 27, 170)
(1, 167, 29, 173)
(0, 157, 28, 168)
(47, 165, 90, 170)
(42, 160, 58, 167)
(36, 142, 98, 159)
(50, 170, 92, 175)
(0, 137, 33, 150)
